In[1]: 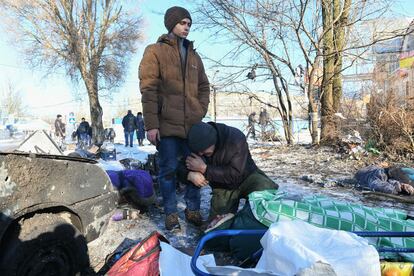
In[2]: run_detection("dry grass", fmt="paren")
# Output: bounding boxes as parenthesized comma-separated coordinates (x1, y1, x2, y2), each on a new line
(366, 91, 414, 155)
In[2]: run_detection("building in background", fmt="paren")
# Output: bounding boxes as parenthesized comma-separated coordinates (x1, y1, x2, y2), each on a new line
(342, 18, 414, 116)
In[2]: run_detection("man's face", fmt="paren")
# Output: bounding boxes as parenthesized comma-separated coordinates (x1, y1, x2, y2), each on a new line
(198, 144, 215, 157)
(172, 18, 191, 38)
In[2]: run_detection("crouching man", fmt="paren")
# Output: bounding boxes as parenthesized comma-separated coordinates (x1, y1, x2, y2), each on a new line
(182, 122, 278, 220)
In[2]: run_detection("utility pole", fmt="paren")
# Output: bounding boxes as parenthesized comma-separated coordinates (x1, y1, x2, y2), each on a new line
(212, 85, 217, 122)
(210, 70, 220, 122)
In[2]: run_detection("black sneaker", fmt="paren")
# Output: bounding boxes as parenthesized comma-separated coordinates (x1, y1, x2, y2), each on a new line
(165, 213, 180, 231)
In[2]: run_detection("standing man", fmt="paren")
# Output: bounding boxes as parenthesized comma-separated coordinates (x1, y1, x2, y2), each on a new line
(54, 114, 66, 141)
(135, 112, 146, 146)
(139, 6, 210, 230)
(76, 117, 91, 147)
(122, 110, 136, 147)
(259, 107, 269, 128)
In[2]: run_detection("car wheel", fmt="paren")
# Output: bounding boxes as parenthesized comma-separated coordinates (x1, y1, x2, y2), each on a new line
(0, 213, 90, 276)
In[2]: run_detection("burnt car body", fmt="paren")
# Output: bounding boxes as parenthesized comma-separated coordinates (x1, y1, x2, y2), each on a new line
(0, 152, 118, 274)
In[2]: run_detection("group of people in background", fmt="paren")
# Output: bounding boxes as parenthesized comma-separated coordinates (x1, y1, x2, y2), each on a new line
(53, 111, 145, 149)
(55, 114, 91, 148)
(246, 107, 270, 140)
(122, 110, 146, 147)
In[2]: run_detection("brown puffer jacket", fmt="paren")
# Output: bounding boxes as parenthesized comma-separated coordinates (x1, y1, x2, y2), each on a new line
(139, 34, 210, 138)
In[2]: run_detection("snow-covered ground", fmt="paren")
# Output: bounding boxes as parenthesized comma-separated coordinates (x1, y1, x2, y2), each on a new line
(0, 137, 26, 152)
(7, 121, 398, 273)
(97, 142, 157, 171)
(87, 141, 414, 272)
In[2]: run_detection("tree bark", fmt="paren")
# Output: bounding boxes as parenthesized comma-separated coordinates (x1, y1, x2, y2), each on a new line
(84, 76, 104, 145)
(272, 74, 294, 144)
(321, 0, 336, 143)
(307, 58, 321, 145)
(332, 0, 352, 113)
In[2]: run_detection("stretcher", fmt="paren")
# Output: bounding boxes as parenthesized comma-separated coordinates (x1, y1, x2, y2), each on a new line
(190, 229, 414, 276)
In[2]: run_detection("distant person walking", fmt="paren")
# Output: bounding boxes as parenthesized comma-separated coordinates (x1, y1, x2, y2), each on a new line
(259, 107, 269, 133)
(122, 110, 136, 147)
(76, 117, 91, 147)
(135, 112, 145, 146)
(246, 112, 257, 140)
(54, 114, 66, 140)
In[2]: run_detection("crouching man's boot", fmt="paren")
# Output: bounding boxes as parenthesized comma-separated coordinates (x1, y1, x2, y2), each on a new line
(165, 213, 180, 231)
(185, 208, 203, 227)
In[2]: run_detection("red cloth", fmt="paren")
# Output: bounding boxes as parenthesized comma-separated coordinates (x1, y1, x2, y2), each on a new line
(107, 231, 168, 276)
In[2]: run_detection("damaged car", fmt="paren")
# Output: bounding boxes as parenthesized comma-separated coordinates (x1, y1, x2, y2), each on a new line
(0, 152, 118, 275)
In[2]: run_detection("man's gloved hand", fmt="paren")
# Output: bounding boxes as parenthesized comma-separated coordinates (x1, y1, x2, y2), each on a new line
(187, 171, 208, 187)
(401, 183, 414, 195)
(186, 153, 207, 173)
(147, 129, 160, 145)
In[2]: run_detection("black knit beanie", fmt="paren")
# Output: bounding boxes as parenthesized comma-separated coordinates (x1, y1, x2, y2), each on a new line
(188, 122, 217, 153)
(164, 6, 192, 33)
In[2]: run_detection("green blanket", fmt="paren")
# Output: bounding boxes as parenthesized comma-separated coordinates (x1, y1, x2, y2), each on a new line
(248, 190, 414, 262)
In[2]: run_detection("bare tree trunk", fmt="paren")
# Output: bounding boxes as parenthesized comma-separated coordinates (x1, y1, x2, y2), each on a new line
(307, 60, 321, 145)
(321, 0, 336, 143)
(84, 76, 104, 145)
(271, 74, 294, 144)
(332, 0, 352, 112)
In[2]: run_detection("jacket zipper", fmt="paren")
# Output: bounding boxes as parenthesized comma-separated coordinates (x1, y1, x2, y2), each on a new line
(178, 40, 189, 133)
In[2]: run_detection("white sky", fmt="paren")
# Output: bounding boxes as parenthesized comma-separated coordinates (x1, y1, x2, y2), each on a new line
(0, 0, 413, 122)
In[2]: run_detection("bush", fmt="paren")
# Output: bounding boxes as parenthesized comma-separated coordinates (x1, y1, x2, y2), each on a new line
(366, 91, 414, 156)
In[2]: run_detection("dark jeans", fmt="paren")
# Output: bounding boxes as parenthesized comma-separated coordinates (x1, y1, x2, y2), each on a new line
(79, 133, 90, 146)
(157, 137, 201, 215)
(210, 169, 278, 218)
(124, 131, 134, 146)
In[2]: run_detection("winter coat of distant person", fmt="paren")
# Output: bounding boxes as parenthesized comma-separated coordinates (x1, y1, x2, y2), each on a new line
(355, 165, 414, 195)
(246, 112, 257, 139)
(122, 111, 137, 132)
(135, 113, 145, 140)
(54, 115, 66, 138)
(122, 110, 137, 147)
(259, 108, 269, 126)
(77, 120, 90, 136)
(76, 118, 91, 146)
(139, 6, 210, 231)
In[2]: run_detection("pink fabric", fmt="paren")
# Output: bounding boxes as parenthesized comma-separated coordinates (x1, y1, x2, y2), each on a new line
(107, 232, 167, 276)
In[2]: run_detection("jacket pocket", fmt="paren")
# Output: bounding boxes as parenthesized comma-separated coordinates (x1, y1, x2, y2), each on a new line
(187, 99, 204, 123)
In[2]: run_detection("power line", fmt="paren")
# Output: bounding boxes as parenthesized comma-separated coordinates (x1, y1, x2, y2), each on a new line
(0, 63, 32, 70)
(30, 100, 77, 109)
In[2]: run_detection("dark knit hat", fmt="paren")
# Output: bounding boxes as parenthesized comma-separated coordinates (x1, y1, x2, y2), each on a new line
(188, 122, 217, 153)
(164, 6, 192, 33)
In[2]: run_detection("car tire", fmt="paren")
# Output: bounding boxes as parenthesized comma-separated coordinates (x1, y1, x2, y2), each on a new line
(0, 213, 90, 276)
